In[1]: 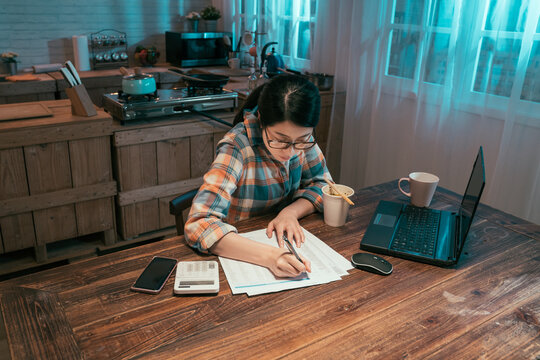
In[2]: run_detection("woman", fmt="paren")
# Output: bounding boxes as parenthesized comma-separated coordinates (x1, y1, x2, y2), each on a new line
(184, 74, 332, 277)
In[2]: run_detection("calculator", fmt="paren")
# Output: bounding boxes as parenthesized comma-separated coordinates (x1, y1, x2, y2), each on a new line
(173, 261, 220, 294)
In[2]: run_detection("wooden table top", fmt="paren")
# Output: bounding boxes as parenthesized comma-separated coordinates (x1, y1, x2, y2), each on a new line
(1, 180, 538, 359)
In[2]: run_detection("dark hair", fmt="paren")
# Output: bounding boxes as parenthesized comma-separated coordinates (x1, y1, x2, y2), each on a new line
(233, 74, 320, 128)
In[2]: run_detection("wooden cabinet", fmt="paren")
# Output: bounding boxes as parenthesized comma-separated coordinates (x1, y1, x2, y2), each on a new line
(111, 113, 233, 240)
(0, 100, 116, 264)
(0, 73, 57, 104)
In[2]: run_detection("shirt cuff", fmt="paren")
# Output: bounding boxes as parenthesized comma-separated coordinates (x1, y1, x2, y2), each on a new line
(294, 187, 324, 212)
(185, 216, 238, 253)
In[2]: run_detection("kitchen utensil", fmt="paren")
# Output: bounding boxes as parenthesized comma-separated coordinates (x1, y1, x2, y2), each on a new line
(260, 42, 284, 73)
(60, 67, 77, 87)
(168, 68, 229, 88)
(121, 68, 157, 95)
(65, 60, 82, 85)
(5, 74, 40, 82)
(119, 66, 130, 76)
(32, 63, 62, 74)
(0, 102, 53, 122)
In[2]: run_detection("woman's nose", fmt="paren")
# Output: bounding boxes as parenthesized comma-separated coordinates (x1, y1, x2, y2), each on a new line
(283, 146, 295, 157)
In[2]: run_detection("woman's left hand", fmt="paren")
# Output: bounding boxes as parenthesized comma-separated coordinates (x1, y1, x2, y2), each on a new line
(266, 209, 305, 247)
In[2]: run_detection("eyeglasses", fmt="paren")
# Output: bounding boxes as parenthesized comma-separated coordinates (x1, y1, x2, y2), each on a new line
(264, 127, 316, 150)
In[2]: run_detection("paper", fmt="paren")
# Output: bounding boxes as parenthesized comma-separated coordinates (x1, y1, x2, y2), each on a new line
(219, 228, 353, 296)
(72, 35, 90, 71)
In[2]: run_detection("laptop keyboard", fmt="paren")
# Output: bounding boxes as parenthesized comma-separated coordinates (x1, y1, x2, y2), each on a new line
(391, 206, 440, 256)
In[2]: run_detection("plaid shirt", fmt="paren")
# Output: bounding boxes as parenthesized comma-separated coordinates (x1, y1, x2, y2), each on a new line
(184, 112, 331, 252)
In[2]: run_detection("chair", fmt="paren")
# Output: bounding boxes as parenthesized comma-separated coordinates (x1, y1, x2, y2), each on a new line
(169, 189, 199, 235)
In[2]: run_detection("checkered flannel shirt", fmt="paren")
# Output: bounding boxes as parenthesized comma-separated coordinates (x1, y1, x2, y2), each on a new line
(184, 112, 331, 252)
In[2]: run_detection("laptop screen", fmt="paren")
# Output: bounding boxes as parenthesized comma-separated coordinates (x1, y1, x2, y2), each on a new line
(457, 147, 486, 255)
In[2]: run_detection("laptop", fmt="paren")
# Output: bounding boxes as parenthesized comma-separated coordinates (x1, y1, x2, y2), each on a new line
(360, 147, 486, 267)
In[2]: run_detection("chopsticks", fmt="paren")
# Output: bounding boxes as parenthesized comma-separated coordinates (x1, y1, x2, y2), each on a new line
(324, 177, 355, 206)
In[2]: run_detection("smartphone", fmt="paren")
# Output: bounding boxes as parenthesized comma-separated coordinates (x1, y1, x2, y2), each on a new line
(130, 256, 177, 294)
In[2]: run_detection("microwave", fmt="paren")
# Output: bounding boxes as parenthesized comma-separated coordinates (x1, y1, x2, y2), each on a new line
(166, 31, 231, 67)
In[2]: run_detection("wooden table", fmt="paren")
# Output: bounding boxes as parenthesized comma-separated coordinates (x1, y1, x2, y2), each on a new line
(1, 181, 538, 359)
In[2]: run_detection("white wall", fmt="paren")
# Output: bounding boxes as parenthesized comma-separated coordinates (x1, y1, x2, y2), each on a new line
(0, 0, 219, 70)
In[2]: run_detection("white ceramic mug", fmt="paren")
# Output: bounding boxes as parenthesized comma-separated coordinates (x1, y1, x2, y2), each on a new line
(398, 172, 439, 207)
(322, 184, 354, 227)
(228, 58, 240, 69)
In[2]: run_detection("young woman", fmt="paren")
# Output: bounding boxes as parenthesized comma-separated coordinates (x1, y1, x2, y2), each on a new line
(184, 74, 332, 278)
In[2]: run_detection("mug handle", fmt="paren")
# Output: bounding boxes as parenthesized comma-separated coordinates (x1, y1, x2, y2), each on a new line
(398, 177, 411, 197)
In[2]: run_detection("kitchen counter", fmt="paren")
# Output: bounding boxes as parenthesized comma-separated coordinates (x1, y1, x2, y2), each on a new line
(0, 64, 345, 180)
(0, 99, 116, 268)
(0, 73, 57, 104)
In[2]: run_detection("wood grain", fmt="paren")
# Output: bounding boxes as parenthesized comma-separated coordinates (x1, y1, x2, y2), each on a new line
(118, 199, 159, 239)
(115, 142, 157, 192)
(75, 198, 114, 236)
(156, 138, 190, 184)
(1, 287, 82, 359)
(116, 177, 203, 206)
(190, 134, 214, 178)
(0, 148, 29, 200)
(0, 181, 538, 360)
(158, 195, 178, 228)
(113, 120, 227, 147)
(0, 106, 112, 150)
(0, 148, 35, 252)
(0, 213, 36, 252)
(24, 141, 72, 195)
(33, 204, 77, 245)
(0, 182, 117, 217)
(69, 136, 112, 186)
(0, 102, 52, 122)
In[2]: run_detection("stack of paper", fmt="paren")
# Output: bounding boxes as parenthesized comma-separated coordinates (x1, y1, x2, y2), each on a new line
(219, 228, 353, 296)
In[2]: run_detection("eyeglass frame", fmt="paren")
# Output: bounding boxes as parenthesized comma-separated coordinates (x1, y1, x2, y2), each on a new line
(263, 127, 317, 150)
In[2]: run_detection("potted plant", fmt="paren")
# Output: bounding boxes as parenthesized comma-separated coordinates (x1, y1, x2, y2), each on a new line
(1, 51, 19, 75)
(201, 5, 221, 32)
(185, 11, 201, 32)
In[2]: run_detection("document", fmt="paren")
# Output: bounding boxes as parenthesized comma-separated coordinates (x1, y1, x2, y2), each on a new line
(219, 228, 353, 296)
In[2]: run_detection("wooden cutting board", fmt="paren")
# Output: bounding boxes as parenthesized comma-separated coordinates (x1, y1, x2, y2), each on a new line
(0, 103, 53, 122)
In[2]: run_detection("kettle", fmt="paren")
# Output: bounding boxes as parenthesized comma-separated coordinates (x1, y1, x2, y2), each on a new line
(261, 42, 285, 74)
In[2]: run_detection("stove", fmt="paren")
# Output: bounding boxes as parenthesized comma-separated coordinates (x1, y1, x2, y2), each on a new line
(102, 88, 238, 124)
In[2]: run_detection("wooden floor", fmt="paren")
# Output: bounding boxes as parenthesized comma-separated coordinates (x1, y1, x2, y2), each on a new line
(0, 180, 538, 359)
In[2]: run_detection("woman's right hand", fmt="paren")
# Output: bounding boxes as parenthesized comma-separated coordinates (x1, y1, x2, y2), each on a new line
(268, 248, 312, 277)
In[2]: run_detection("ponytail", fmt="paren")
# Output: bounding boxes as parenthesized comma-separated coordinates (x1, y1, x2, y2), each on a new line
(233, 83, 267, 125)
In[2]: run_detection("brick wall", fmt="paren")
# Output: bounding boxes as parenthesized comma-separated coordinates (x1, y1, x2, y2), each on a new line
(0, 0, 222, 71)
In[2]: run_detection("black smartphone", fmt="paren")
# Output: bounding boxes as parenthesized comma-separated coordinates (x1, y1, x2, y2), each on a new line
(130, 256, 177, 294)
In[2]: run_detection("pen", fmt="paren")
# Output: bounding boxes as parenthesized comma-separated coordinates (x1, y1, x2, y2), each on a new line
(283, 234, 303, 264)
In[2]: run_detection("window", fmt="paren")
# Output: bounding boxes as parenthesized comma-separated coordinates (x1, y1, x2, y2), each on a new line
(472, 0, 540, 103)
(384, 0, 540, 109)
(386, 0, 456, 85)
(231, 0, 317, 70)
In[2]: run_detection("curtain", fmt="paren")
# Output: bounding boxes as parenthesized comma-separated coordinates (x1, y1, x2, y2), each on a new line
(310, 0, 540, 224)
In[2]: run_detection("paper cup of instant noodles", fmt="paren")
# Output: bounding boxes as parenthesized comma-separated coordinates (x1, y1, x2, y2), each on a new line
(322, 184, 354, 227)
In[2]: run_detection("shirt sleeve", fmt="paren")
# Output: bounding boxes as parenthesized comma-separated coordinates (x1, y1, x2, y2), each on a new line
(293, 143, 332, 212)
(184, 140, 244, 253)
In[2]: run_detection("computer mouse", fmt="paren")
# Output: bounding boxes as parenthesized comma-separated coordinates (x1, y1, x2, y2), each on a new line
(351, 253, 393, 275)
